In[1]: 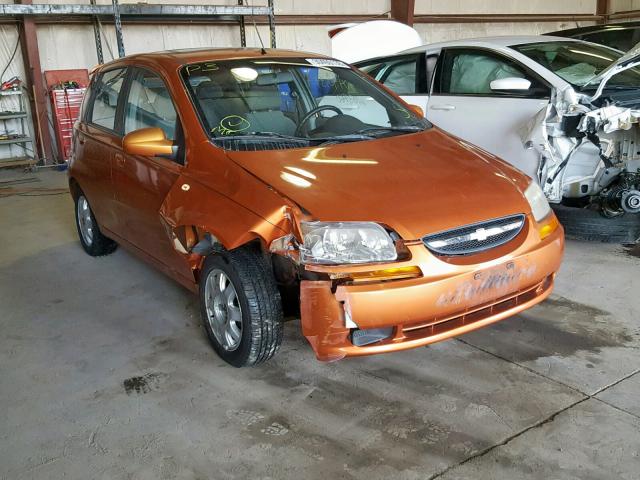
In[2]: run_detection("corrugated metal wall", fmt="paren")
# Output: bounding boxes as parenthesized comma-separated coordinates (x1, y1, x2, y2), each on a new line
(3, 0, 636, 161)
(0, 0, 625, 74)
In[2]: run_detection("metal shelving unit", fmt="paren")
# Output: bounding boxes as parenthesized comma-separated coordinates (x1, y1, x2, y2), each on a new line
(0, 90, 36, 168)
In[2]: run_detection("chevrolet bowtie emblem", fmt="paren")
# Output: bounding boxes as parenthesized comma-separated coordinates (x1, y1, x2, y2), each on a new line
(471, 227, 488, 242)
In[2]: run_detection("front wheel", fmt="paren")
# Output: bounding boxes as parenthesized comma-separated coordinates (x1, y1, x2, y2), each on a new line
(199, 247, 283, 367)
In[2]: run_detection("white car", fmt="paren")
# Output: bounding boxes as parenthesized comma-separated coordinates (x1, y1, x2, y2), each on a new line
(355, 36, 640, 222)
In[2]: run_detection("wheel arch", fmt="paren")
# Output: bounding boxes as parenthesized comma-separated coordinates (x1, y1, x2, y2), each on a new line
(68, 176, 81, 200)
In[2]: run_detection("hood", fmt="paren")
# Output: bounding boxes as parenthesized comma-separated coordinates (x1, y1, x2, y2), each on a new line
(223, 129, 532, 240)
(329, 20, 422, 63)
(584, 42, 640, 103)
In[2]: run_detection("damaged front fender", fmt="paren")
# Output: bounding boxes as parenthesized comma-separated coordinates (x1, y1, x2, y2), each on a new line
(159, 174, 290, 271)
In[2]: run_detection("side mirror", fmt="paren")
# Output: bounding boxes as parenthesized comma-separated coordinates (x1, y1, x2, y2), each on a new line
(408, 104, 424, 117)
(123, 127, 174, 157)
(490, 77, 532, 92)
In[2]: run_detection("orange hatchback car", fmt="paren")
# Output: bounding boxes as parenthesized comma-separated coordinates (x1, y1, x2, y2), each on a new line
(69, 48, 564, 367)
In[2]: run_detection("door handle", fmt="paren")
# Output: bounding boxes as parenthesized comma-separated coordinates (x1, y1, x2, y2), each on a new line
(430, 104, 456, 111)
(114, 153, 125, 167)
(77, 136, 85, 145)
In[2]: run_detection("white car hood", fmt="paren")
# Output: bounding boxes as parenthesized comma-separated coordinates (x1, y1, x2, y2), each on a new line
(583, 42, 640, 102)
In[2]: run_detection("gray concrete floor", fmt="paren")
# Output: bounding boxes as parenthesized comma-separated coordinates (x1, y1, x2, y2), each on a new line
(1, 170, 639, 480)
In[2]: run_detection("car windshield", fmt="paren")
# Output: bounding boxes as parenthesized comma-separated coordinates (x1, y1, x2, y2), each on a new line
(512, 41, 640, 90)
(181, 57, 428, 150)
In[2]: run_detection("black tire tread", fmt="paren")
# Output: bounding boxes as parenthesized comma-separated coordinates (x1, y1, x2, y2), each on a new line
(553, 204, 640, 244)
(201, 247, 283, 367)
(229, 247, 283, 366)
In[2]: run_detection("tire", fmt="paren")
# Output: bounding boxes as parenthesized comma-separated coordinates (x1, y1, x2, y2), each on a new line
(552, 203, 640, 244)
(199, 247, 283, 367)
(74, 193, 117, 256)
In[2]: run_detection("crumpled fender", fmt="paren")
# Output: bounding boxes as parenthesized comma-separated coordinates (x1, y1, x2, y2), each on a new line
(159, 174, 289, 255)
(518, 85, 595, 203)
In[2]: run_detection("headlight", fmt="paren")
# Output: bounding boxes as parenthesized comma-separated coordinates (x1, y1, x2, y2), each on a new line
(300, 221, 398, 264)
(524, 181, 551, 222)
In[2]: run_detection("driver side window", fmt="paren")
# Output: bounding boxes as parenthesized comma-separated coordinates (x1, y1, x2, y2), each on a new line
(435, 48, 549, 98)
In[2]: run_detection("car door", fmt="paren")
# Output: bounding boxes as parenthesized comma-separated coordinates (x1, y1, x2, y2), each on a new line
(426, 47, 551, 180)
(112, 67, 192, 281)
(76, 68, 127, 234)
(357, 52, 433, 113)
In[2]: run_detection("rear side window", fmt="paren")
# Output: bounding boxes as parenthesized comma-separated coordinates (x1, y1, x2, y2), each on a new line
(357, 54, 425, 95)
(123, 69, 178, 141)
(90, 68, 126, 130)
(380, 59, 417, 94)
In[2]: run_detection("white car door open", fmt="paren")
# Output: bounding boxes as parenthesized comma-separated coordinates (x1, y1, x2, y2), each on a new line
(426, 48, 551, 180)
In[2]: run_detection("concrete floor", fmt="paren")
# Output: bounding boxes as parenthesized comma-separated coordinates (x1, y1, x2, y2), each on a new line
(1, 170, 639, 480)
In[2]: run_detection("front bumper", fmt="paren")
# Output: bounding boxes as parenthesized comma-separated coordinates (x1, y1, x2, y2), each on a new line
(300, 219, 564, 361)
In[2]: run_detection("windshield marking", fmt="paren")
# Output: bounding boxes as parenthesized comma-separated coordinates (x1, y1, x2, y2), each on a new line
(211, 115, 251, 136)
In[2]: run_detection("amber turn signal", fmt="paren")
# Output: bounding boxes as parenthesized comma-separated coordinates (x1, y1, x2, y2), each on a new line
(538, 214, 560, 240)
(331, 265, 422, 283)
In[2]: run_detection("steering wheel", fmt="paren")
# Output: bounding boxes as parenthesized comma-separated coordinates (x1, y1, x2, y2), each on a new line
(295, 105, 344, 136)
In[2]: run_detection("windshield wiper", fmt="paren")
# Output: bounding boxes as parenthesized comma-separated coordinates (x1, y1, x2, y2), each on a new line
(214, 131, 307, 141)
(353, 125, 424, 136)
(316, 134, 377, 146)
(315, 126, 425, 146)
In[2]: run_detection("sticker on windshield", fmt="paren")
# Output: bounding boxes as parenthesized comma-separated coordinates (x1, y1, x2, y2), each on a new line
(306, 58, 349, 69)
(212, 115, 251, 136)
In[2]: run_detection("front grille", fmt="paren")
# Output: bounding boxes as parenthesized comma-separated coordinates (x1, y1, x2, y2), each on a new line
(423, 214, 525, 256)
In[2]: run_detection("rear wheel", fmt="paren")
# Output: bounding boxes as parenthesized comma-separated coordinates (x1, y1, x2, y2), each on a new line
(553, 203, 640, 244)
(74, 193, 117, 256)
(200, 247, 283, 367)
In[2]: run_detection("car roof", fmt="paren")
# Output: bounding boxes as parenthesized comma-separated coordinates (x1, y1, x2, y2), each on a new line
(398, 35, 582, 54)
(546, 21, 640, 37)
(96, 47, 329, 72)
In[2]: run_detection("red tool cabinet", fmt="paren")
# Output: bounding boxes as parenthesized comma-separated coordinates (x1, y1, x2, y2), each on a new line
(44, 69, 90, 162)
(50, 88, 86, 161)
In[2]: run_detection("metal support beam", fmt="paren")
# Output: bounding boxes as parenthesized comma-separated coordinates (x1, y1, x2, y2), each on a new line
(0, 3, 271, 17)
(89, 0, 104, 63)
(267, 0, 276, 48)
(596, 0, 609, 23)
(15, 0, 54, 164)
(111, 0, 125, 57)
(390, 0, 415, 26)
(609, 9, 640, 20)
(238, 0, 246, 47)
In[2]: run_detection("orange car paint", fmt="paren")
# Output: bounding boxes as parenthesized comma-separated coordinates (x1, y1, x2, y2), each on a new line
(69, 48, 564, 361)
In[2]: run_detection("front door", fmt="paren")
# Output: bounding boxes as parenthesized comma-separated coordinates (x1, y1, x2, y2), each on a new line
(111, 67, 192, 281)
(426, 47, 551, 180)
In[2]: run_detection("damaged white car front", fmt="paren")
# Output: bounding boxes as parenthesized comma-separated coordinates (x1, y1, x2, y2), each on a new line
(527, 44, 640, 217)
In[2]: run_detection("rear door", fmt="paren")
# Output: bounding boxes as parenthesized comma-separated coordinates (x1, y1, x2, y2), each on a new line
(77, 68, 128, 233)
(426, 47, 551, 179)
(357, 52, 432, 113)
(112, 67, 192, 280)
